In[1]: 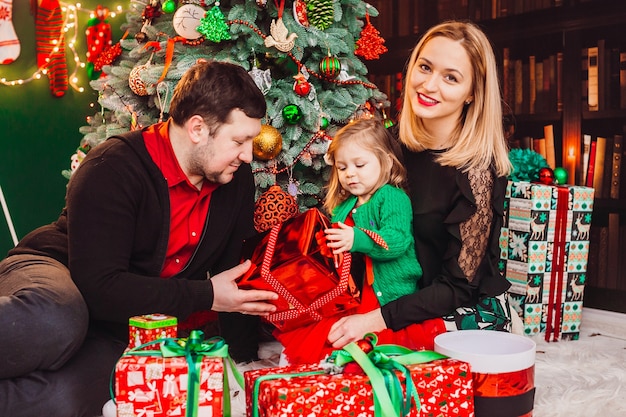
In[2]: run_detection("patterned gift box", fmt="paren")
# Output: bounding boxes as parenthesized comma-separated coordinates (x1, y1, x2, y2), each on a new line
(115, 331, 240, 417)
(244, 351, 474, 417)
(129, 314, 178, 350)
(499, 181, 594, 341)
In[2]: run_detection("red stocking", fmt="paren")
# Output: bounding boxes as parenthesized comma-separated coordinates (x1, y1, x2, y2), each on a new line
(0, 0, 20, 64)
(32, 0, 67, 97)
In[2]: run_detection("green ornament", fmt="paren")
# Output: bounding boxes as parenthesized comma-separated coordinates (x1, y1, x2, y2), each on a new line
(162, 0, 177, 13)
(196, 5, 231, 43)
(283, 104, 303, 124)
(553, 167, 568, 185)
(383, 118, 394, 129)
(320, 116, 329, 130)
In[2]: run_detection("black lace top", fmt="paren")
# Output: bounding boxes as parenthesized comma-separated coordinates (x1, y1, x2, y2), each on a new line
(381, 148, 511, 331)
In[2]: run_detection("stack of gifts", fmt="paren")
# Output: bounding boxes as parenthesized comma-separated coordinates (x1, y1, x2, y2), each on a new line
(114, 315, 242, 417)
(244, 336, 475, 417)
(499, 181, 594, 341)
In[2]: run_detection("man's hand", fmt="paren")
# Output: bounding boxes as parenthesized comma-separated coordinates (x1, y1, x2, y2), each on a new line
(210, 260, 278, 315)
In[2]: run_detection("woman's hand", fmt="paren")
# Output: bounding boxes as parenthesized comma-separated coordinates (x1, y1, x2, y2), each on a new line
(327, 309, 387, 348)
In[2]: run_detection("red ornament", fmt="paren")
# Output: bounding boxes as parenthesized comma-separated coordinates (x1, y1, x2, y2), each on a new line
(253, 185, 299, 233)
(355, 337, 374, 354)
(538, 167, 555, 185)
(293, 72, 311, 96)
(355, 13, 388, 60)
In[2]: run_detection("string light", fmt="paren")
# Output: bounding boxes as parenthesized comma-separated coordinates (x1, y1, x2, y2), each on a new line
(0, 2, 126, 92)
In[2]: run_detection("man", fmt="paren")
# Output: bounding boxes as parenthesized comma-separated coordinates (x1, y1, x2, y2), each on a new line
(0, 60, 277, 416)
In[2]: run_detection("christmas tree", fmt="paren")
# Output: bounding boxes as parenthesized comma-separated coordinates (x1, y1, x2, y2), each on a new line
(69, 0, 389, 226)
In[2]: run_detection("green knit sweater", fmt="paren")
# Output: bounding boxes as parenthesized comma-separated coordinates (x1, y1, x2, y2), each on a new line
(331, 184, 422, 306)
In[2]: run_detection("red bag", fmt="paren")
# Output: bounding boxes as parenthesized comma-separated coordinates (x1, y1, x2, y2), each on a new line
(238, 208, 361, 331)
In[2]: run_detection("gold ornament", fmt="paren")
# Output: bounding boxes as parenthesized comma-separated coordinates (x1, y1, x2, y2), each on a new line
(254, 185, 299, 233)
(253, 124, 283, 160)
(129, 64, 150, 96)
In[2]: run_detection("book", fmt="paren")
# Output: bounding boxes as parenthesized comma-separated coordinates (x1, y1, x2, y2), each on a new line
(601, 136, 614, 198)
(533, 137, 547, 160)
(557, 52, 563, 112)
(588, 46, 599, 111)
(607, 213, 620, 289)
(535, 58, 544, 113)
(592, 136, 607, 197)
(610, 134, 623, 199)
(586, 139, 597, 188)
(581, 48, 589, 110)
(544, 124, 556, 169)
(597, 39, 607, 111)
(529, 55, 536, 114)
(582, 134, 592, 185)
(514, 58, 523, 114)
(619, 52, 626, 109)
(609, 47, 621, 110)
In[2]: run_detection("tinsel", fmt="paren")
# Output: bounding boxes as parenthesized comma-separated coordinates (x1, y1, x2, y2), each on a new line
(508, 148, 550, 182)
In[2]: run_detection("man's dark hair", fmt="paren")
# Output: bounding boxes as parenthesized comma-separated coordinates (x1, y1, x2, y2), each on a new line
(169, 60, 266, 133)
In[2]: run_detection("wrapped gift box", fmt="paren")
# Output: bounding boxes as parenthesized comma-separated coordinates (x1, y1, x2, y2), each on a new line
(237, 208, 361, 332)
(499, 181, 594, 341)
(244, 356, 474, 417)
(115, 332, 237, 417)
(128, 314, 178, 350)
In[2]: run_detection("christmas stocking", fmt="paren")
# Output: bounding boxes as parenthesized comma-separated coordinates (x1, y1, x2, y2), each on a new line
(0, 0, 20, 64)
(33, 0, 67, 97)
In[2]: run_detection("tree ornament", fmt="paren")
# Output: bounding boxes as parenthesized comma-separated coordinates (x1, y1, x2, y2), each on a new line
(173, 3, 205, 40)
(319, 116, 329, 130)
(197, 2, 231, 43)
(319, 54, 341, 79)
(256, 0, 268, 7)
(33, 0, 67, 97)
(129, 63, 151, 96)
(355, 337, 374, 354)
(249, 66, 272, 95)
(162, 0, 177, 14)
(0, 0, 20, 64)
(538, 167, 555, 185)
(253, 124, 283, 160)
(253, 184, 299, 233)
(307, 0, 334, 30)
(553, 167, 568, 185)
(293, 72, 311, 96)
(354, 12, 388, 60)
(85, 5, 112, 80)
(382, 109, 394, 128)
(264, 17, 297, 53)
(282, 104, 303, 124)
(292, 0, 309, 27)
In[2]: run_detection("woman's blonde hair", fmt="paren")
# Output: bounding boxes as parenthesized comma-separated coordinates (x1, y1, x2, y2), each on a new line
(324, 117, 406, 214)
(398, 20, 511, 177)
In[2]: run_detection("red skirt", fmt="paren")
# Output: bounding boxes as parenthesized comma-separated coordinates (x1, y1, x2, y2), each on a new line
(273, 273, 446, 365)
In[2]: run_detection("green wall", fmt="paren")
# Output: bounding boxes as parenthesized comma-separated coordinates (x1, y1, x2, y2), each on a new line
(0, 1, 124, 255)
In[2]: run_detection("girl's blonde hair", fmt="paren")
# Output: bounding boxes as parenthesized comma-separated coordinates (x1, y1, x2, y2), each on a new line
(398, 20, 511, 177)
(324, 117, 407, 214)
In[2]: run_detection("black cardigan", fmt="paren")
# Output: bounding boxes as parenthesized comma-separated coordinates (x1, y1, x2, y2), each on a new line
(10, 128, 256, 340)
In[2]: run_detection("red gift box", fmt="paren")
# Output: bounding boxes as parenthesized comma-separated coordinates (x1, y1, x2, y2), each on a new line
(128, 314, 178, 350)
(238, 208, 361, 331)
(244, 345, 474, 417)
(114, 331, 241, 417)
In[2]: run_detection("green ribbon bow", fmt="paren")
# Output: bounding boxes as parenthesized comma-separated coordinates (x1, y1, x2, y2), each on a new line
(112, 330, 243, 417)
(251, 334, 447, 417)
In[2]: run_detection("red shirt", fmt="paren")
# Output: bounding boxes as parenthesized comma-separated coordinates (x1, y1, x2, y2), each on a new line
(143, 120, 217, 277)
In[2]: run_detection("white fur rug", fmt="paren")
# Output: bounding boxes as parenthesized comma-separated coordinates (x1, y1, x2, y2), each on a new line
(532, 308, 626, 417)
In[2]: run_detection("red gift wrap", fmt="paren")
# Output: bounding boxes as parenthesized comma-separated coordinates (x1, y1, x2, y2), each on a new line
(128, 314, 178, 350)
(244, 358, 474, 417)
(115, 354, 223, 417)
(238, 208, 361, 331)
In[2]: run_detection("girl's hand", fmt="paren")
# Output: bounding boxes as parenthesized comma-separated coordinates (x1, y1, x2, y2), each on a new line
(324, 222, 354, 254)
(327, 309, 386, 348)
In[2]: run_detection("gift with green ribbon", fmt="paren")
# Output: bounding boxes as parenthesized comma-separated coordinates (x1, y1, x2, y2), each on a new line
(245, 334, 474, 417)
(113, 330, 243, 417)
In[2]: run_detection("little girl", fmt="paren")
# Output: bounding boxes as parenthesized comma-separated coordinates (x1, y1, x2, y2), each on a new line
(274, 117, 445, 365)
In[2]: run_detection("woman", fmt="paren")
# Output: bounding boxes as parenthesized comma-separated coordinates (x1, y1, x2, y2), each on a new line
(328, 21, 516, 348)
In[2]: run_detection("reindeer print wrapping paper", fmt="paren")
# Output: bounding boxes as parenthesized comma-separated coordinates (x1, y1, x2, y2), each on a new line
(499, 181, 594, 341)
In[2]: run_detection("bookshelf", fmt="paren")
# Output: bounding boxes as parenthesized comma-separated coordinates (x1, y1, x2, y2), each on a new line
(366, 0, 626, 313)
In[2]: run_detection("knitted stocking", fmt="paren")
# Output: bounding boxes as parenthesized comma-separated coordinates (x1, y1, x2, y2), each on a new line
(0, 0, 20, 64)
(33, 0, 67, 97)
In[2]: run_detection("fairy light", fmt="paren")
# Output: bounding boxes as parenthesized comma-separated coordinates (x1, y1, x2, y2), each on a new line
(0, 2, 125, 92)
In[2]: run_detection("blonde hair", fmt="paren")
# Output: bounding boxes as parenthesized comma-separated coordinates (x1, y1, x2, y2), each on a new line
(398, 21, 511, 177)
(324, 117, 407, 214)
